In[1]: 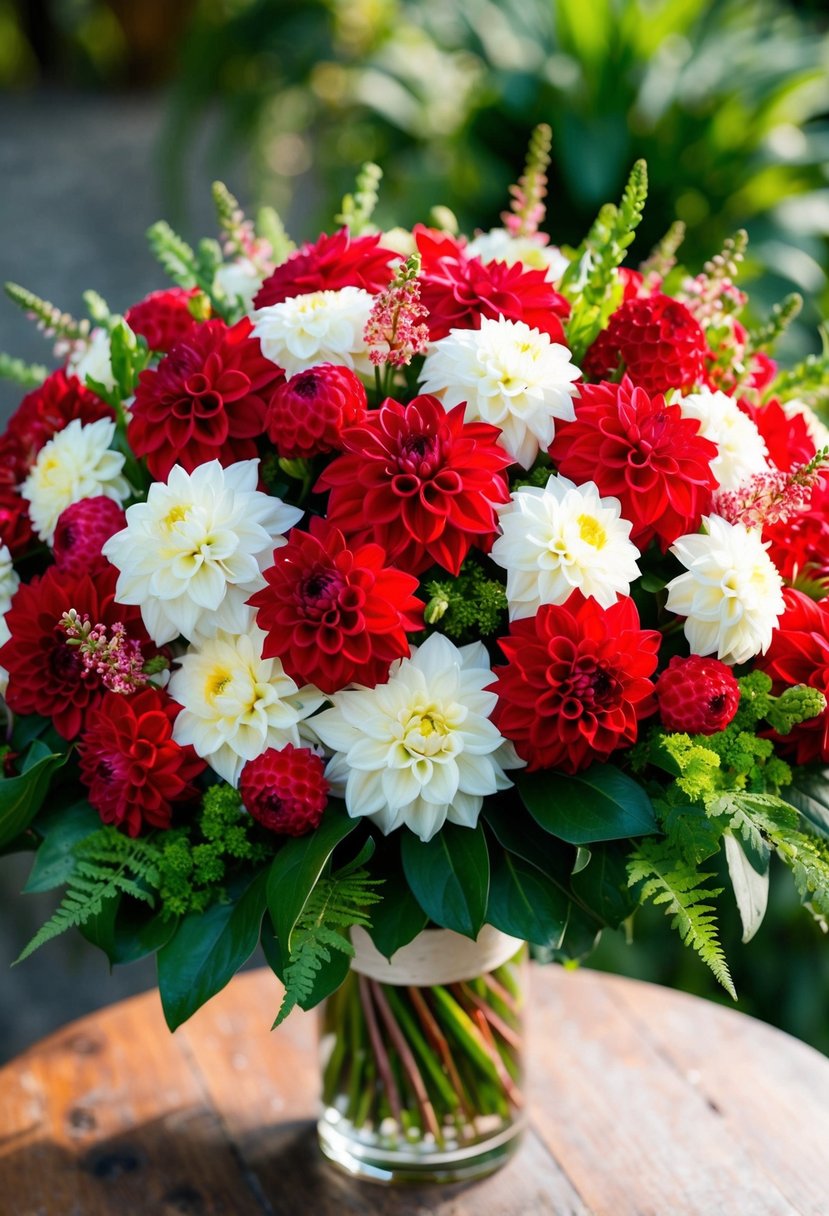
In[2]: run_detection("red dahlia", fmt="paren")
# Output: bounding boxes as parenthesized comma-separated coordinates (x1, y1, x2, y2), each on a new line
(125, 287, 200, 353)
(6, 368, 112, 471)
(53, 496, 127, 576)
(248, 518, 423, 693)
(583, 294, 707, 395)
(317, 395, 511, 575)
(78, 687, 205, 836)
(266, 364, 367, 459)
(415, 226, 570, 343)
(738, 398, 815, 473)
(254, 228, 397, 308)
(491, 592, 660, 773)
(240, 744, 329, 836)
(128, 317, 281, 480)
(655, 655, 740, 735)
(0, 464, 34, 557)
(550, 376, 718, 550)
(0, 564, 152, 739)
(756, 589, 829, 764)
(764, 476, 829, 588)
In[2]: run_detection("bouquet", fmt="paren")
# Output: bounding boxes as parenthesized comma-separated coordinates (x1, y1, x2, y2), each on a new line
(3, 125, 829, 1180)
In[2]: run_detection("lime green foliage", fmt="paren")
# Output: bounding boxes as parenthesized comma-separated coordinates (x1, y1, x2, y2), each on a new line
(147, 221, 236, 322)
(628, 839, 736, 999)
(0, 353, 48, 389)
(746, 294, 803, 357)
(17, 830, 160, 962)
(156, 785, 270, 916)
(770, 327, 829, 408)
(335, 162, 383, 234)
(424, 563, 507, 640)
(559, 160, 648, 363)
(275, 869, 382, 1026)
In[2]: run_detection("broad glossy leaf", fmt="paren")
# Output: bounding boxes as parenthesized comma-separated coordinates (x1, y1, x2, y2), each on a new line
(517, 765, 657, 844)
(401, 822, 489, 940)
(0, 747, 70, 850)
(24, 800, 101, 893)
(571, 841, 639, 929)
(368, 880, 428, 960)
(487, 850, 569, 949)
(785, 772, 829, 839)
(724, 832, 770, 944)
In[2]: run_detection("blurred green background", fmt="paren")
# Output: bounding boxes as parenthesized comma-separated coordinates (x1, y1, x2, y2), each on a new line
(1, 0, 829, 1055)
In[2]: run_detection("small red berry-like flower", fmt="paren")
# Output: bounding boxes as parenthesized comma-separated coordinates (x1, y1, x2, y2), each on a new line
(492, 592, 660, 773)
(317, 395, 511, 576)
(125, 287, 200, 353)
(78, 688, 205, 836)
(239, 744, 329, 836)
(248, 517, 423, 694)
(550, 376, 718, 550)
(254, 228, 397, 308)
(266, 364, 367, 459)
(583, 294, 708, 395)
(53, 496, 127, 576)
(129, 317, 282, 480)
(655, 655, 740, 736)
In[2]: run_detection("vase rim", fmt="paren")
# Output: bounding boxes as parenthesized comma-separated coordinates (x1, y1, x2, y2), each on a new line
(349, 924, 523, 986)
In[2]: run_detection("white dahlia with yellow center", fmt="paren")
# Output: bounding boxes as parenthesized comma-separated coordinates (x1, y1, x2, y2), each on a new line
(0, 542, 19, 698)
(21, 417, 130, 544)
(491, 475, 641, 619)
(312, 632, 523, 843)
(418, 315, 580, 468)
(251, 286, 374, 376)
(102, 459, 302, 645)
(465, 228, 569, 282)
(170, 626, 325, 786)
(677, 389, 769, 491)
(665, 515, 785, 665)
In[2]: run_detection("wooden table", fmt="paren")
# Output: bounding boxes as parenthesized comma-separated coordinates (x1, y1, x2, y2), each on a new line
(1, 967, 828, 1216)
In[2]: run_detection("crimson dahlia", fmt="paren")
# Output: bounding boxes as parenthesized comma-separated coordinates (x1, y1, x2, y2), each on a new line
(240, 744, 329, 836)
(764, 476, 829, 588)
(583, 294, 707, 395)
(248, 518, 423, 693)
(492, 592, 659, 773)
(756, 589, 829, 764)
(6, 368, 113, 468)
(266, 364, 367, 459)
(550, 376, 718, 550)
(738, 398, 815, 473)
(254, 228, 397, 308)
(0, 564, 152, 739)
(655, 655, 740, 735)
(128, 317, 281, 480)
(125, 287, 200, 354)
(78, 687, 205, 836)
(317, 396, 512, 575)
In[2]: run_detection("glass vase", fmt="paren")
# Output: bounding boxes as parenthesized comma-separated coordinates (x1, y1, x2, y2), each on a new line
(317, 926, 526, 1184)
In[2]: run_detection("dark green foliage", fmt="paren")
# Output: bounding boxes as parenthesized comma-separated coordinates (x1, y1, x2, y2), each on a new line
(424, 562, 507, 640)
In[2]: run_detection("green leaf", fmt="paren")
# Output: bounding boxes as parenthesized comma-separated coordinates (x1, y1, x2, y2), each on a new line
(157, 870, 269, 1030)
(266, 803, 359, 953)
(484, 797, 576, 884)
(110, 904, 179, 965)
(401, 822, 490, 940)
(24, 800, 101, 892)
(723, 833, 770, 944)
(571, 841, 638, 929)
(368, 879, 428, 960)
(487, 850, 569, 948)
(517, 765, 657, 845)
(0, 747, 69, 850)
(785, 771, 829, 839)
(555, 901, 603, 963)
(261, 916, 352, 1012)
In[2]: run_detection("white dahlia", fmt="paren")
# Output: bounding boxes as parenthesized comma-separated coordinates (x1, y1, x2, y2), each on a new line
(67, 327, 116, 393)
(170, 627, 325, 786)
(419, 316, 580, 468)
(251, 286, 374, 376)
(213, 258, 264, 313)
(312, 632, 523, 843)
(491, 475, 641, 619)
(21, 417, 130, 543)
(102, 459, 302, 645)
(465, 228, 569, 281)
(677, 389, 769, 491)
(0, 543, 19, 699)
(666, 515, 785, 665)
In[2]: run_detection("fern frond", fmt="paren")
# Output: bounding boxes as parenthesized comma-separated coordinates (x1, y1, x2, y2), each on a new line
(628, 839, 735, 999)
(274, 869, 382, 1026)
(16, 829, 161, 962)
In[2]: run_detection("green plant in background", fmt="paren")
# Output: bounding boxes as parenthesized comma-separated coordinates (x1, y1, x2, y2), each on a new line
(164, 0, 829, 358)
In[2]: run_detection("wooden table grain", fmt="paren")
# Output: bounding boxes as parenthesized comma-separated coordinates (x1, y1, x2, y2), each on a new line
(1, 966, 828, 1216)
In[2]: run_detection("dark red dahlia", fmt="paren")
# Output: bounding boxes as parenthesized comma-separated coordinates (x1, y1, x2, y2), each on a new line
(266, 364, 367, 459)
(491, 592, 660, 773)
(655, 655, 740, 735)
(0, 469, 34, 557)
(53, 496, 127, 577)
(756, 589, 829, 764)
(550, 376, 718, 550)
(738, 398, 815, 474)
(0, 564, 152, 739)
(128, 317, 281, 480)
(125, 287, 200, 354)
(415, 226, 570, 343)
(317, 395, 512, 576)
(583, 294, 707, 395)
(765, 475, 829, 588)
(254, 228, 397, 308)
(6, 368, 112, 471)
(78, 687, 205, 836)
(248, 517, 423, 693)
(240, 744, 329, 836)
